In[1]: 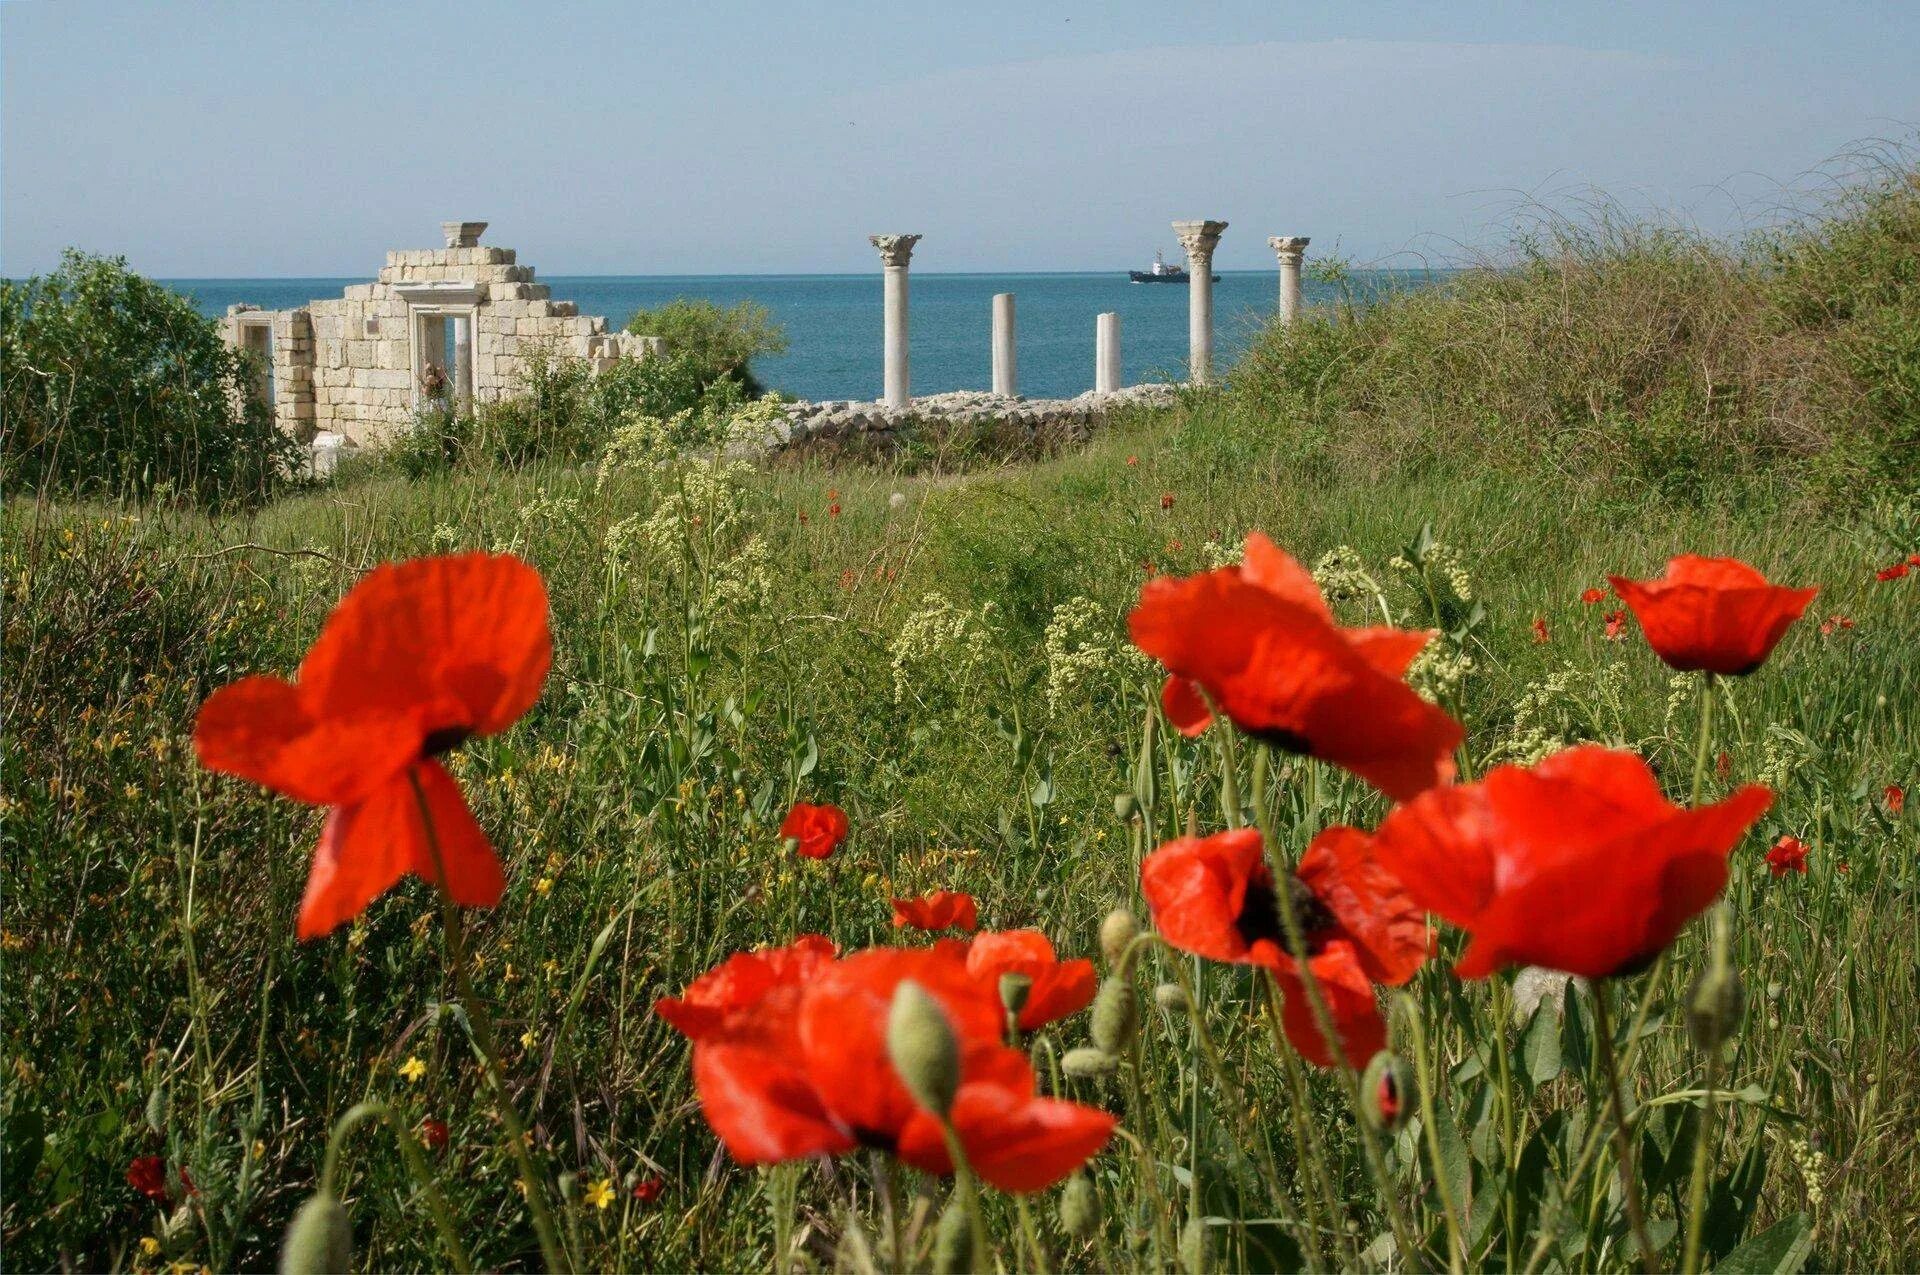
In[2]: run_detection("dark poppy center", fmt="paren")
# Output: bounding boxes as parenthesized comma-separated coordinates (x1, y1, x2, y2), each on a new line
(1236, 872, 1335, 957)
(850, 1125, 898, 1154)
(421, 726, 473, 757)
(1250, 726, 1314, 756)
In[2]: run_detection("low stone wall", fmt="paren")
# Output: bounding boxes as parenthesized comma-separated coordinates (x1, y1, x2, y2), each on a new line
(771, 384, 1179, 459)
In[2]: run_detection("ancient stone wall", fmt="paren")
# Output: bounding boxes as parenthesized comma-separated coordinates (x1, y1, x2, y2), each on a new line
(222, 222, 660, 449)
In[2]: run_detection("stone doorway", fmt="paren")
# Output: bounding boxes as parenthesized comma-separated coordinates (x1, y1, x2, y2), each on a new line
(410, 306, 475, 413)
(237, 318, 275, 412)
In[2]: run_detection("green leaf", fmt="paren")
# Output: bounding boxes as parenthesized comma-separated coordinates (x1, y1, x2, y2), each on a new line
(1524, 1001, 1563, 1087)
(1713, 1212, 1815, 1274)
(1431, 1089, 1473, 1245)
(1562, 981, 1592, 1074)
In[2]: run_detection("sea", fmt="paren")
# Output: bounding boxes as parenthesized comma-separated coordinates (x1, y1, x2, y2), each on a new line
(164, 271, 1441, 403)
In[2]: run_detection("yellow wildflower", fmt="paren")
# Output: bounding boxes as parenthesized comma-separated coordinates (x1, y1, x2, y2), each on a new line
(521, 1029, 539, 1050)
(534, 877, 554, 897)
(583, 1177, 615, 1210)
(398, 1056, 427, 1083)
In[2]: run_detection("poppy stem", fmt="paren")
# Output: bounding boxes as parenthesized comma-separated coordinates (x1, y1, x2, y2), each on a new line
(939, 1122, 992, 1274)
(1399, 999, 1467, 1272)
(1690, 674, 1718, 807)
(320, 1100, 474, 1274)
(409, 770, 572, 1274)
(1591, 987, 1658, 1273)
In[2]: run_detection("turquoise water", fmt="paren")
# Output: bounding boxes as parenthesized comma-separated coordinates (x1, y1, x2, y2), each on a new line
(164, 271, 1440, 403)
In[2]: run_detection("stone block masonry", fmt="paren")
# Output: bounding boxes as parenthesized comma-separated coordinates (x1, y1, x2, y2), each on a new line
(221, 221, 662, 448)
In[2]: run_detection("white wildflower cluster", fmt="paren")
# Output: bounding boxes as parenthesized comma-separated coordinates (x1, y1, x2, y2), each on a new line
(1202, 537, 1244, 569)
(597, 398, 789, 492)
(429, 523, 461, 551)
(1312, 545, 1380, 604)
(1042, 595, 1154, 712)
(1662, 672, 1703, 734)
(596, 413, 679, 489)
(1390, 539, 1474, 604)
(1788, 1137, 1828, 1209)
(1487, 662, 1629, 765)
(635, 460, 757, 557)
(1757, 727, 1816, 793)
(1406, 639, 1475, 706)
(722, 397, 789, 451)
(494, 488, 582, 554)
(888, 591, 1000, 707)
(708, 533, 774, 615)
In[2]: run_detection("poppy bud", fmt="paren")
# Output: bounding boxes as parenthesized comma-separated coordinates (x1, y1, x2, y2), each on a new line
(1180, 1215, 1208, 1272)
(932, 1196, 973, 1275)
(1113, 793, 1141, 823)
(280, 1190, 352, 1275)
(1098, 909, 1138, 966)
(887, 980, 960, 1119)
(999, 972, 1033, 1018)
(1058, 1171, 1098, 1239)
(1062, 1047, 1118, 1079)
(1090, 977, 1138, 1054)
(145, 1084, 167, 1133)
(1360, 1051, 1415, 1133)
(1686, 963, 1745, 1052)
(1153, 983, 1190, 1014)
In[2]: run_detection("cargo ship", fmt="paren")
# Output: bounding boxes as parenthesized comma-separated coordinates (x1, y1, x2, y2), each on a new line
(1129, 249, 1217, 283)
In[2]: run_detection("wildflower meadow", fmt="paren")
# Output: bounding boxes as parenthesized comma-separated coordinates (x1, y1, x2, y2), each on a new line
(5, 374, 1917, 1273)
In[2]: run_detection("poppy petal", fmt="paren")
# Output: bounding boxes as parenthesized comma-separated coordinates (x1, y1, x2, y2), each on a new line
(1238, 533, 1334, 621)
(298, 553, 552, 737)
(1021, 960, 1097, 1031)
(692, 1031, 852, 1164)
(1276, 941, 1384, 1068)
(1297, 826, 1429, 986)
(194, 675, 420, 807)
(1161, 675, 1213, 736)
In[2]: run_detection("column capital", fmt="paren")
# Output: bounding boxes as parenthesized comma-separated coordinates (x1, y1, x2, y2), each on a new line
(870, 234, 923, 267)
(1268, 235, 1311, 261)
(1172, 220, 1228, 263)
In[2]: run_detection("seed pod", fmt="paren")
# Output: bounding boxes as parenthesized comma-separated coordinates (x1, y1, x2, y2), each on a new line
(1058, 1171, 1098, 1239)
(1360, 1050, 1415, 1133)
(1062, 1047, 1118, 1079)
(1686, 963, 1745, 1052)
(1113, 793, 1141, 823)
(999, 972, 1034, 1019)
(279, 1191, 351, 1275)
(932, 1195, 974, 1275)
(1090, 978, 1138, 1054)
(1098, 909, 1138, 966)
(1153, 983, 1190, 1014)
(1179, 1214, 1208, 1272)
(888, 980, 960, 1118)
(145, 1083, 168, 1134)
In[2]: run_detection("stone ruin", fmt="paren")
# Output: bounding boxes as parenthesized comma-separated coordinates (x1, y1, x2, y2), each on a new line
(221, 221, 661, 460)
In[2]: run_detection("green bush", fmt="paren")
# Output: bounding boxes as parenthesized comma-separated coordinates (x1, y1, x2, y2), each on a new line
(0, 250, 299, 506)
(1226, 152, 1920, 504)
(625, 298, 787, 395)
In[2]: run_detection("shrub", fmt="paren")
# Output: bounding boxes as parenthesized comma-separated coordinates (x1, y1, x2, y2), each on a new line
(624, 298, 787, 395)
(0, 250, 299, 506)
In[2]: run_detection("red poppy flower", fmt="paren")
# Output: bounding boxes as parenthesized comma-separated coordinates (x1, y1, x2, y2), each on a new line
(1910, 553, 1920, 566)
(632, 1176, 666, 1204)
(419, 1118, 451, 1152)
(1607, 556, 1816, 675)
(1374, 1070, 1402, 1124)
(1887, 784, 1907, 816)
(964, 929, 1097, 1032)
(1716, 751, 1733, 780)
(194, 553, 551, 940)
(1129, 533, 1464, 800)
(798, 510, 809, 525)
(1160, 493, 1175, 511)
(684, 944, 1113, 1192)
(127, 1156, 168, 1201)
(829, 502, 842, 518)
(1371, 745, 1771, 979)
(1603, 608, 1629, 640)
(1139, 826, 1427, 1066)
(1531, 617, 1550, 644)
(1126, 455, 1139, 467)
(1766, 835, 1808, 877)
(1877, 563, 1910, 582)
(1581, 587, 1608, 605)
(1819, 614, 1856, 636)
(891, 890, 980, 933)
(781, 802, 849, 859)
(654, 934, 837, 1040)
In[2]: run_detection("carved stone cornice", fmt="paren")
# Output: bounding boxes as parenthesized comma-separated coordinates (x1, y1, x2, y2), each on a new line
(869, 234, 923, 267)
(1172, 220, 1228, 264)
(1268, 235, 1311, 262)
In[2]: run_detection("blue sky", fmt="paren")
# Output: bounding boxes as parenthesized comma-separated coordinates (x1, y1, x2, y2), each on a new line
(3, 1, 1915, 277)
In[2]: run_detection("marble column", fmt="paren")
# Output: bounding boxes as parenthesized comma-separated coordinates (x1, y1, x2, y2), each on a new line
(451, 313, 473, 409)
(1269, 236, 1311, 326)
(870, 234, 922, 407)
(992, 293, 1017, 396)
(1095, 312, 1122, 393)
(1172, 219, 1228, 384)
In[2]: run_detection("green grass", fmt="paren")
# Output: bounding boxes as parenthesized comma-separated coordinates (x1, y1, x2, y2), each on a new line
(4, 388, 1917, 1270)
